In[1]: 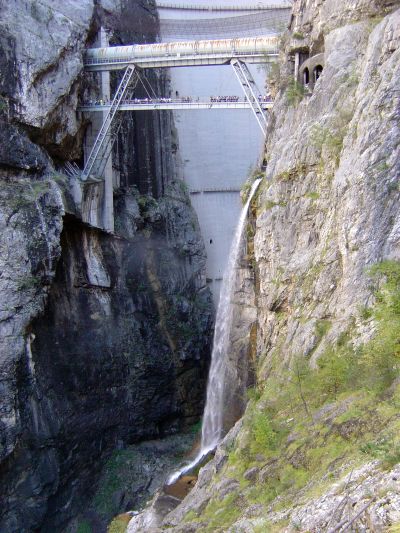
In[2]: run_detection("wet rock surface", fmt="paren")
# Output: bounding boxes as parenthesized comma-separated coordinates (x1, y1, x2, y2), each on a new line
(127, 421, 243, 532)
(0, 123, 49, 171)
(0, 178, 64, 462)
(69, 433, 198, 533)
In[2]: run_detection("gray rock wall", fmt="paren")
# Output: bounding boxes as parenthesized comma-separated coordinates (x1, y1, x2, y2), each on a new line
(0, 1, 213, 532)
(255, 0, 400, 375)
(1, 188, 211, 533)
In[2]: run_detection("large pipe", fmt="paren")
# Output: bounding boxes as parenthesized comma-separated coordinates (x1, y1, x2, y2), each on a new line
(85, 36, 279, 63)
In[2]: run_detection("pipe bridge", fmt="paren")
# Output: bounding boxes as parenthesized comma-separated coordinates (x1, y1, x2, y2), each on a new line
(84, 36, 279, 71)
(81, 36, 276, 185)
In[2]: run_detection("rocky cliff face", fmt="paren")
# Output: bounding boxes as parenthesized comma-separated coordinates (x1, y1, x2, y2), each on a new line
(134, 1, 400, 531)
(255, 0, 400, 375)
(0, 1, 212, 532)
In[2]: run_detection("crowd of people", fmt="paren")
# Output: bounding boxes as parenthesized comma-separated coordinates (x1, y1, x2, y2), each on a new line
(210, 95, 240, 102)
(210, 95, 272, 102)
(82, 94, 273, 106)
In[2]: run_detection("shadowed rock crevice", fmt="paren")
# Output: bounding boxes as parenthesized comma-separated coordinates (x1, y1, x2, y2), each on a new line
(2, 192, 212, 532)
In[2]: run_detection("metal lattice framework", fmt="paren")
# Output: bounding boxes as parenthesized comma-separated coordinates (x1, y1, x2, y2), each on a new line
(82, 36, 278, 180)
(82, 66, 138, 181)
(230, 59, 268, 136)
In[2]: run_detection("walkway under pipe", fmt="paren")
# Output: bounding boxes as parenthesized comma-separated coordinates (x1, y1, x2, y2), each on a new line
(78, 99, 273, 112)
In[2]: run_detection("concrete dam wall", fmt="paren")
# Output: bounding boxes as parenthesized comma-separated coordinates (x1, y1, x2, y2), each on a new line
(157, 0, 291, 302)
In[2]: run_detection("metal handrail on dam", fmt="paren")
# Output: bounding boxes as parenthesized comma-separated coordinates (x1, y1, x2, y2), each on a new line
(159, 11, 290, 39)
(155, 1, 292, 10)
(84, 36, 279, 70)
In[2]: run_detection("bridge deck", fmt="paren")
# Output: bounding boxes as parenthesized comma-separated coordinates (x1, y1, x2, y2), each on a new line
(79, 100, 273, 112)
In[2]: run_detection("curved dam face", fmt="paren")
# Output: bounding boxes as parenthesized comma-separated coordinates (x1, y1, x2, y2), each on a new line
(157, 0, 290, 303)
(170, 67, 263, 302)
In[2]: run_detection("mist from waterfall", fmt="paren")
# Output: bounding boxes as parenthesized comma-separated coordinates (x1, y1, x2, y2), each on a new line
(168, 178, 261, 484)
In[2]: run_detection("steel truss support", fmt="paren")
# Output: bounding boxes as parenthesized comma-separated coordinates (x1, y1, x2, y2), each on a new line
(230, 58, 268, 136)
(82, 65, 138, 181)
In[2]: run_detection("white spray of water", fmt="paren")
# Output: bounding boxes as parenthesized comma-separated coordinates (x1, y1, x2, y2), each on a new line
(168, 178, 261, 484)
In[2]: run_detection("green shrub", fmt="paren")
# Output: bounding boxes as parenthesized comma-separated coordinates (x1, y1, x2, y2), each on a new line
(190, 420, 202, 435)
(382, 445, 400, 469)
(18, 275, 40, 291)
(107, 514, 131, 533)
(359, 305, 373, 320)
(280, 464, 309, 490)
(315, 319, 331, 340)
(361, 434, 400, 470)
(305, 192, 320, 200)
(252, 412, 279, 450)
(176, 179, 189, 194)
(0, 96, 8, 112)
(8, 180, 50, 211)
(367, 15, 384, 30)
(51, 173, 69, 185)
(94, 449, 136, 517)
(246, 386, 262, 402)
(183, 510, 198, 523)
(387, 524, 400, 533)
(137, 195, 157, 213)
(77, 521, 92, 533)
(201, 493, 242, 532)
(310, 125, 344, 160)
(192, 259, 400, 528)
(286, 79, 306, 105)
(241, 169, 264, 205)
(345, 72, 360, 87)
(267, 62, 281, 89)
(316, 347, 353, 400)
(290, 260, 400, 407)
(30, 181, 50, 198)
(360, 260, 400, 390)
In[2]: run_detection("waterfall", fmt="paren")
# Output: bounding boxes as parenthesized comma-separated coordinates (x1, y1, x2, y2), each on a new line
(168, 178, 261, 484)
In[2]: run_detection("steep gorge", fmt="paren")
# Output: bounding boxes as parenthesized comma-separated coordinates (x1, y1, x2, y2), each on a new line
(132, 0, 400, 531)
(2, 0, 400, 532)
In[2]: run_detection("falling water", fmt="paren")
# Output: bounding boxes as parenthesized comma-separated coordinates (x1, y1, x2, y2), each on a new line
(168, 178, 261, 484)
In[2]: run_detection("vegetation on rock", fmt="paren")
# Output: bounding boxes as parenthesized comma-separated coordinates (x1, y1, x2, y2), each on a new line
(180, 261, 400, 531)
